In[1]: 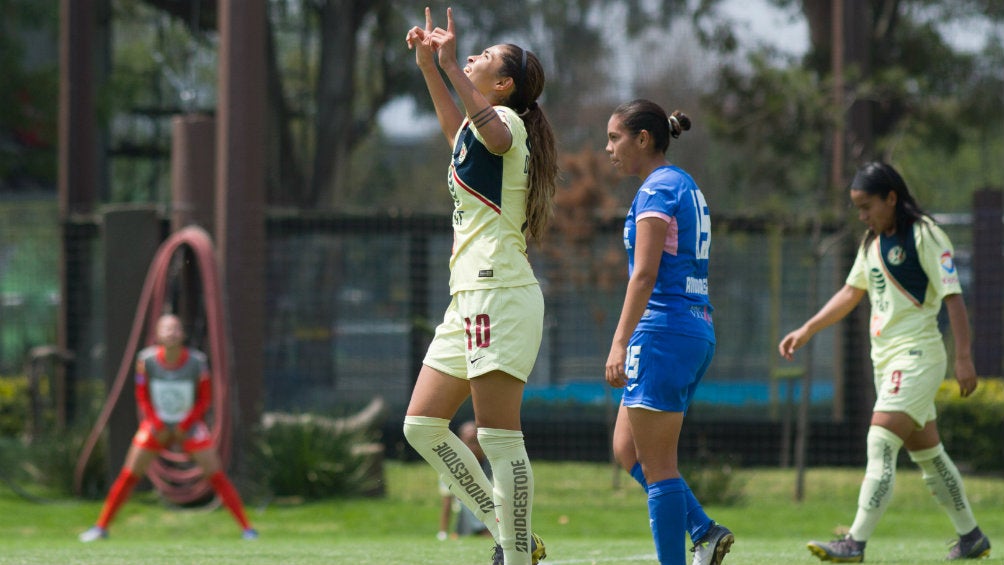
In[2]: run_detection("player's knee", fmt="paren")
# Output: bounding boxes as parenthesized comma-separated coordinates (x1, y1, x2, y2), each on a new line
(907, 442, 944, 464)
(403, 415, 449, 448)
(866, 425, 903, 458)
(863, 425, 903, 480)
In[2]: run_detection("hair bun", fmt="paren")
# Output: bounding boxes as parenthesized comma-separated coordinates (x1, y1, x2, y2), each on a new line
(668, 111, 691, 138)
(668, 115, 681, 138)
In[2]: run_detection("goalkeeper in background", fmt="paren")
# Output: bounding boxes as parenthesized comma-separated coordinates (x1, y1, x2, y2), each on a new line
(78, 314, 257, 542)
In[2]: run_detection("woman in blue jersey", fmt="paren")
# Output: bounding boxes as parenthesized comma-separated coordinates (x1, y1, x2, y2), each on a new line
(402, 8, 557, 565)
(779, 162, 990, 562)
(604, 99, 733, 565)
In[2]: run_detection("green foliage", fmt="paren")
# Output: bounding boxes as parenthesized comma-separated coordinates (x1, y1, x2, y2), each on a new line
(0, 375, 29, 436)
(0, 427, 105, 501)
(935, 377, 1004, 472)
(0, 1, 59, 189)
(0, 374, 107, 497)
(251, 417, 383, 500)
(28, 428, 107, 498)
(681, 458, 745, 506)
(702, 54, 831, 214)
(702, 1, 1004, 216)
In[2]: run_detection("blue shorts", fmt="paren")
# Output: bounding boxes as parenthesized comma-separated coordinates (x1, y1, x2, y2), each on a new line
(621, 332, 715, 413)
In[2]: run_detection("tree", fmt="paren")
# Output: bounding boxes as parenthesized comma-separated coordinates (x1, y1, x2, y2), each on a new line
(701, 0, 1004, 214)
(299, 0, 698, 209)
(695, 0, 1003, 499)
(0, 0, 59, 191)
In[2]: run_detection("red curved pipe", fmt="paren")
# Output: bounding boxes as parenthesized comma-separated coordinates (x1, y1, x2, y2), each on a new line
(74, 226, 232, 505)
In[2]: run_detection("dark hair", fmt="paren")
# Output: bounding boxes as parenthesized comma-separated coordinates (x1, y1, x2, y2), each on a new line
(498, 44, 558, 241)
(611, 99, 691, 154)
(851, 161, 932, 249)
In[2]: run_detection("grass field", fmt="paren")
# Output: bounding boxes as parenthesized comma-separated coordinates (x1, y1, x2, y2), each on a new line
(2, 461, 1001, 564)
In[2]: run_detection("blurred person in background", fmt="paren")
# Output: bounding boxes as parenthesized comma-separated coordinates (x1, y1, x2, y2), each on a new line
(79, 314, 257, 542)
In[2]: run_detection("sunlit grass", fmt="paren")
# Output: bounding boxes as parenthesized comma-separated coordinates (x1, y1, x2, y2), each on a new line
(2, 461, 1001, 564)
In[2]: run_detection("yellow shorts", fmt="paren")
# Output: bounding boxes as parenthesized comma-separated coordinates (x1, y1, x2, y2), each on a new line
(423, 284, 544, 382)
(872, 354, 946, 428)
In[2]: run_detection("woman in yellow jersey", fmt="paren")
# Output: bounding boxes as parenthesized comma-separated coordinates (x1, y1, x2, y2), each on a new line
(402, 8, 557, 565)
(779, 162, 990, 562)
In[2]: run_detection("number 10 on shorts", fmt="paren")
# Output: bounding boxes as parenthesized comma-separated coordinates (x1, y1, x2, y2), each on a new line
(465, 314, 491, 350)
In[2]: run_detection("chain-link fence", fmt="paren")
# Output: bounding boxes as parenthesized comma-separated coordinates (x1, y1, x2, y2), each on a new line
(5, 195, 999, 467)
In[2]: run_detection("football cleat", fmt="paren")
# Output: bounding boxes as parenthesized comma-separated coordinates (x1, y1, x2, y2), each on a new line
(241, 528, 259, 540)
(946, 531, 991, 560)
(491, 532, 546, 565)
(531, 532, 547, 563)
(807, 535, 865, 563)
(78, 526, 108, 543)
(691, 522, 734, 565)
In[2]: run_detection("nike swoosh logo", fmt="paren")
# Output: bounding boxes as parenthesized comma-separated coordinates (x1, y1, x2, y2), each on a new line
(470, 356, 485, 365)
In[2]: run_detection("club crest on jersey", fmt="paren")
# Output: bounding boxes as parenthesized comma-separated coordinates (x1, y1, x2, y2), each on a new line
(886, 245, 906, 266)
(939, 251, 956, 274)
(457, 144, 468, 164)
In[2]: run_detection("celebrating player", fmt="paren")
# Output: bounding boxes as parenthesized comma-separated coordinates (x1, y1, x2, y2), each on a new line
(401, 7, 556, 565)
(79, 314, 256, 542)
(604, 99, 734, 565)
(779, 161, 991, 562)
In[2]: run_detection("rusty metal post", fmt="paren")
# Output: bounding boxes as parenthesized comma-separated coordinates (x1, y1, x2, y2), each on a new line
(171, 114, 216, 233)
(972, 189, 1003, 376)
(58, 0, 100, 426)
(171, 114, 217, 330)
(102, 206, 161, 478)
(215, 0, 266, 464)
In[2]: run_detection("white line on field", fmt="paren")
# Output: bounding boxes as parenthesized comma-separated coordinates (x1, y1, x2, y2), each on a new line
(541, 554, 657, 564)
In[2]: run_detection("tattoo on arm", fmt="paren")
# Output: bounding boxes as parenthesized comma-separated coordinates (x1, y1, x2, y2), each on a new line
(470, 106, 498, 129)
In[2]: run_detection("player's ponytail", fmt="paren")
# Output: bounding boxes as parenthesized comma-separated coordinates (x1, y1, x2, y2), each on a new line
(522, 102, 557, 242)
(502, 45, 557, 242)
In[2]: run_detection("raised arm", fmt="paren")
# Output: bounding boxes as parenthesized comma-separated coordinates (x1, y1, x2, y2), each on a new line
(427, 8, 512, 154)
(779, 284, 866, 361)
(406, 7, 464, 146)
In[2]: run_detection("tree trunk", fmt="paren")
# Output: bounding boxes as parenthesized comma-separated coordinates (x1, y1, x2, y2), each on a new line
(309, 0, 362, 209)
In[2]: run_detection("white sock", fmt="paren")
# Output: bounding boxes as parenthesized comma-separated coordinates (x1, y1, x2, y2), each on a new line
(403, 416, 500, 540)
(849, 426, 903, 541)
(909, 443, 978, 535)
(479, 428, 533, 565)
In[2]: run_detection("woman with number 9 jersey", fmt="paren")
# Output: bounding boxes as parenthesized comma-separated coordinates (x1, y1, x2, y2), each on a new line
(603, 99, 733, 565)
(780, 162, 990, 562)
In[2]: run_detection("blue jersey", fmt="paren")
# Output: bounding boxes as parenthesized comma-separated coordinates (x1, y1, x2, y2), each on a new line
(623, 165, 715, 342)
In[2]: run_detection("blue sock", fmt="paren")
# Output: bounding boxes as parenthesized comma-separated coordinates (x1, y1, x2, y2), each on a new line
(648, 477, 687, 565)
(682, 478, 712, 544)
(629, 462, 648, 491)
(631, 464, 711, 544)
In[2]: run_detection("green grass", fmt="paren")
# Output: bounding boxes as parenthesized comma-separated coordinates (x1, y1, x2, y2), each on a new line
(2, 461, 1002, 564)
